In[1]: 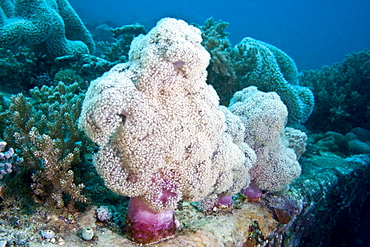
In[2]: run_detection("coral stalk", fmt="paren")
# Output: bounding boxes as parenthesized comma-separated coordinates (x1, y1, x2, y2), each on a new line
(241, 182, 262, 202)
(126, 196, 176, 245)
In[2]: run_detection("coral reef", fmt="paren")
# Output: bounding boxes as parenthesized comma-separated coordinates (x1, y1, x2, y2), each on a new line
(79, 18, 254, 244)
(0, 151, 368, 246)
(54, 53, 116, 84)
(111, 23, 147, 39)
(0, 0, 104, 93)
(53, 68, 83, 85)
(2, 8, 366, 246)
(0, 47, 52, 92)
(305, 127, 370, 160)
(0, 0, 95, 58)
(345, 127, 370, 155)
(300, 49, 370, 133)
(313, 131, 350, 157)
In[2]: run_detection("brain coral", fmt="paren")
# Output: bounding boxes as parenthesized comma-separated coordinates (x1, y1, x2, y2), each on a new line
(0, 0, 95, 57)
(79, 17, 252, 212)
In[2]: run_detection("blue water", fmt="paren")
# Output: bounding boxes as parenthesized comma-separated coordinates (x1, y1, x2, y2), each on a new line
(69, 0, 370, 71)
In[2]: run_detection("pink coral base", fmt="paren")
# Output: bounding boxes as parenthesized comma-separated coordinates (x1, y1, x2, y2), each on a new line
(241, 182, 262, 202)
(126, 196, 176, 245)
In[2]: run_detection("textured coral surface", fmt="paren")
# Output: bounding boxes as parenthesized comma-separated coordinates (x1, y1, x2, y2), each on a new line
(79, 18, 252, 213)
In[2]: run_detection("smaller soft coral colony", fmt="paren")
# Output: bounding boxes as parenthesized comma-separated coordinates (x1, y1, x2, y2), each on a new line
(79, 18, 307, 245)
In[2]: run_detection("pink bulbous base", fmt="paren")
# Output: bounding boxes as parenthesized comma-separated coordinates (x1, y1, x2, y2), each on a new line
(241, 182, 262, 202)
(126, 196, 176, 245)
(217, 195, 233, 207)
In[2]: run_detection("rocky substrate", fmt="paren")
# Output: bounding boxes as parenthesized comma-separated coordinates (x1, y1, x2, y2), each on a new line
(0, 153, 369, 246)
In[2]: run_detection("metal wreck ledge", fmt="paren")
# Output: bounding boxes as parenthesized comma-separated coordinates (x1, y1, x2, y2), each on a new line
(58, 153, 370, 247)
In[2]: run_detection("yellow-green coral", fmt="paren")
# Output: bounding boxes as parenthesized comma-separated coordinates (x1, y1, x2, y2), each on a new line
(3, 82, 91, 208)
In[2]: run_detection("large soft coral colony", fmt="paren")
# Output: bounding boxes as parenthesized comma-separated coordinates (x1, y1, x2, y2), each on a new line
(79, 18, 254, 245)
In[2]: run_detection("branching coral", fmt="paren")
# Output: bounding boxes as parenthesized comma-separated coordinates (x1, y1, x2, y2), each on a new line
(0, 0, 95, 58)
(97, 23, 147, 63)
(299, 49, 370, 133)
(29, 127, 85, 208)
(3, 82, 91, 208)
(79, 18, 254, 245)
(197, 18, 236, 105)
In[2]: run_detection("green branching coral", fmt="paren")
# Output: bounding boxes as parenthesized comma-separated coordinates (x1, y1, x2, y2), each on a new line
(29, 127, 84, 208)
(0, 0, 95, 58)
(299, 49, 370, 133)
(3, 82, 92, 208)
(97, 23, 147, 63)
(0, 47, 51, 92)
(196, 18, 235, 104)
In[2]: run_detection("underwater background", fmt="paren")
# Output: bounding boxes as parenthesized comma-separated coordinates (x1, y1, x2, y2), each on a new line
(1, 0, 370, 246)
(69, 0, 370, 70)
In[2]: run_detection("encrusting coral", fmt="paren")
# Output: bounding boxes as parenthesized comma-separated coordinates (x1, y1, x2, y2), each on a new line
(0, 0, 95, 58)
(79, 18, 255, 245)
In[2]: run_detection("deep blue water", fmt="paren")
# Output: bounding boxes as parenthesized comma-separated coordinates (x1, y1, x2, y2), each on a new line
(69, 0, 370, 71)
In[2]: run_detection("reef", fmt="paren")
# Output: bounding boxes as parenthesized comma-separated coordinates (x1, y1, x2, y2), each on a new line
(0, 3, 369, 246)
